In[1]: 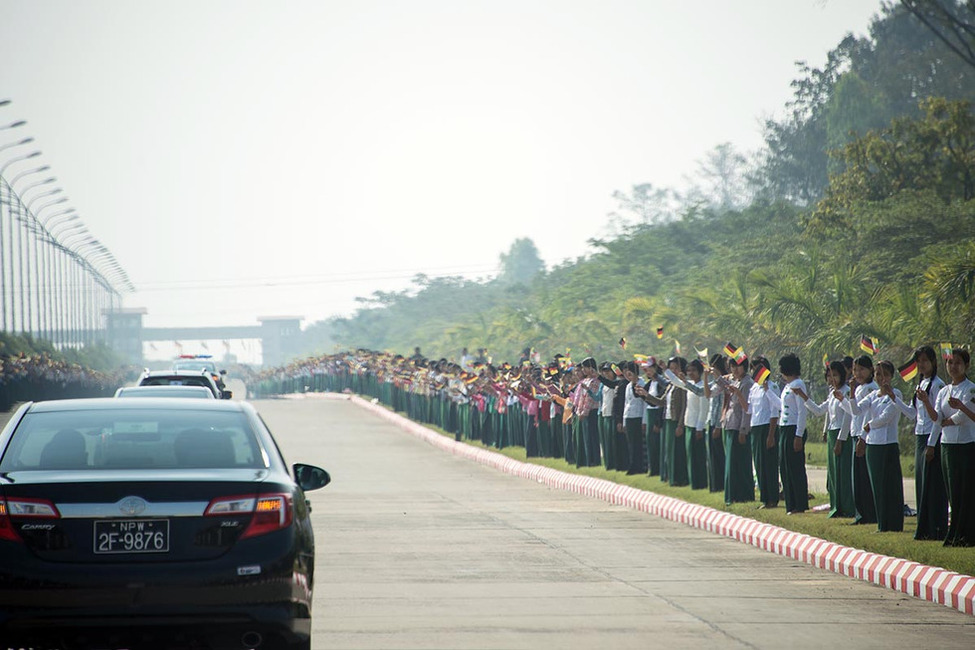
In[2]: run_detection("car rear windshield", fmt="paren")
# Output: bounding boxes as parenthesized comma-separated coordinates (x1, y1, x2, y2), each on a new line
(142, 376, 213, 389)
(173, 361, 216, 373)
(117, 387, 213, 398)
(0, 409, 266, 471)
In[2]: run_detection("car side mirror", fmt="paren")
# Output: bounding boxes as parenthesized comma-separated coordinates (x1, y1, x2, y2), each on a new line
(294, 463, 330, 491)
(221, 390, 233, 399)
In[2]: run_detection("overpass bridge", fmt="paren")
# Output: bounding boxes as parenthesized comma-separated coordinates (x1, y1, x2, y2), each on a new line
(106, 309, 302, 367)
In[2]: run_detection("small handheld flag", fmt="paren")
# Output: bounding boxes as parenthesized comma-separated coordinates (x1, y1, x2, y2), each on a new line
(633, 354, 649, 363)
(674, 340, 682, 355)
(860, 335, 878, 355)
(753, 365, 771, 385)
(695, 346, 709, 359)
(611, 363, 622, 377)
(940, 342, 953, 361)
(723, 342, 737, 357)
(655, 327, 664, 339)
(898, 360, 918, 382)
(619, 337, 627, 350)
(733, 347, 747, 363)
(822, 353, 829, 370)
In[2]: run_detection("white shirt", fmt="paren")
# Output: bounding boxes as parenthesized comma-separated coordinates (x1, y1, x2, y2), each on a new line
(645, 378, 662, 410)
(624, 382, 645, 419)
(927, 378, 975, 446)
(684, 380, 708, 431)
(599, 383, 616, 417)
(840, 381, 878, 438)
(862, 387, 903, 445)
(805, 384, 852, 440)
(748, 380, 780, 426)
(664, 369, 706, 430)
(779, 378, 807, 435)
(894, 375, 945, 436)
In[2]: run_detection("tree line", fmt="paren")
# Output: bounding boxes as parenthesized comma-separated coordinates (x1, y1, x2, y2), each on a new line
(298, 2, 975, 374)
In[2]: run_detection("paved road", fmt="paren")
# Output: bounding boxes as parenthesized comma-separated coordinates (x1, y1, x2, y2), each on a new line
(256, 397, 975, 650)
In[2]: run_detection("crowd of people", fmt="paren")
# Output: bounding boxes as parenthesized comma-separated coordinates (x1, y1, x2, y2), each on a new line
(0, 353, 134, 411)
(250, 343, 975, 548)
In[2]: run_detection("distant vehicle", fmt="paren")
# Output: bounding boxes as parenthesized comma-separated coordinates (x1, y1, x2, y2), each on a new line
(115, 385, 215, 399)
(138, 369, 230, 400)
(173, 354, 228, 394)
(0, 397, 330, 649)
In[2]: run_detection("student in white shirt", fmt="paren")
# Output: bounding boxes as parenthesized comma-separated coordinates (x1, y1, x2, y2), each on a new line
(899, 346, 948, 540)
(858, 360, 905, 532)
(597, 362, 619, 472)
(705, 354, 727, 494)
(836, 355, 879, 525)
(925, 348, 975, 547)
(748, 355, 780, 509)
(663, 359, 709, 489)
(641, 359, 665, 478)
(801, 360, 854, 518)
(620, 361, 647, 475)
(778, 353, 809, 514)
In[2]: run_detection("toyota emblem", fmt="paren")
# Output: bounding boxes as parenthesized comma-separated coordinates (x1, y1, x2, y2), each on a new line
(118, 496, 148, 516)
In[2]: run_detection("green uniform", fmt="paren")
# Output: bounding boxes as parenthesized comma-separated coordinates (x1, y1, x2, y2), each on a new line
(723, 429, 754, 504)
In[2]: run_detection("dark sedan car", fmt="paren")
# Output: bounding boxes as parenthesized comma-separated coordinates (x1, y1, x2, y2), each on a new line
(0, 397, 330, 649)
(138, 369, 230, 400)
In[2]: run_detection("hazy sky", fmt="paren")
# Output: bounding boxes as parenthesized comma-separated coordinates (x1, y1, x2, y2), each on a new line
(0, 0, 885, 361)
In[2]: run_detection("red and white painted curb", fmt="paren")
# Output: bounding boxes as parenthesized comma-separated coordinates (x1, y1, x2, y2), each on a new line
(314, 392, 975, 616)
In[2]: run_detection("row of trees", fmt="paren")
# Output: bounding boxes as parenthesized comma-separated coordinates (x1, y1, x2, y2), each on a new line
(298, 2, 975, 376)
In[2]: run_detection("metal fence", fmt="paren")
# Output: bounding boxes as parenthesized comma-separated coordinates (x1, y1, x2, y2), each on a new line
(0, 101, 132, 348)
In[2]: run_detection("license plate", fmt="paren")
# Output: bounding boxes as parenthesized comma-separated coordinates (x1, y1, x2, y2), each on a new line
(94, 519, 169, 554)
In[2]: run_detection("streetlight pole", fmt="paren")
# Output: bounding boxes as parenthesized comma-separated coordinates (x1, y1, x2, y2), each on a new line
(11, 170, 58, 338)
(45, 219, 80, 341)
(0, 148, 41, 333)
(0, 150, 41, 178)
(30, 202, 78, 342)
(16, 181, 59, 335)
(0, 137, 33, 156)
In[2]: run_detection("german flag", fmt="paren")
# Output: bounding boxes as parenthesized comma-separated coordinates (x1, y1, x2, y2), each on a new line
(860, 335, 878, 355)
(655, 327, 664, 339)
(723, 342, 737, 357)
(619, 337, 627, 350)
(898, 360, 918, 382)
(753, 365, 771, 385)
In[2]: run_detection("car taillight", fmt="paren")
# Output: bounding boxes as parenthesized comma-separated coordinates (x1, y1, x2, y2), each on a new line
(205, 495, 256, 516)
(0, 497, 60, 542)
(205, 493, 293, 539)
